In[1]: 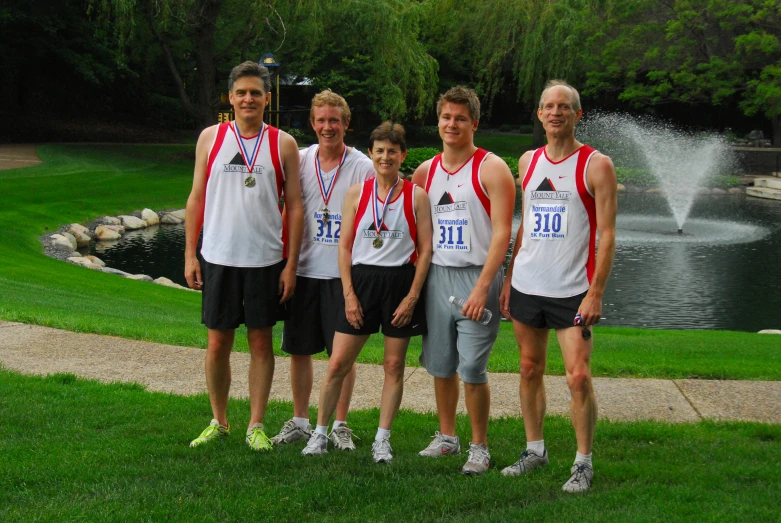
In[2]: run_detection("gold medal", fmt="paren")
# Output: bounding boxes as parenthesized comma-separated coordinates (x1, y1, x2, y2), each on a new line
(373, 237, 383, 249)
(322, 208, 330, 224)
(244, 176, 256, 188)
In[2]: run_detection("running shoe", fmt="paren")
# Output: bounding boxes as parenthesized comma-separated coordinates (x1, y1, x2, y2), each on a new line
(329, 425, 357, 451)
(562, 463, 593, 493)
(245, 423, 273, 451)
(301, 432, 329, 456)
(270, 419, 312, 445)
(372, 437, 394, 463)
(418, 431, 461, 457)
(461, 443, 491, 475)
(189, 419, 229, 448)
(501, 449, 549, 476)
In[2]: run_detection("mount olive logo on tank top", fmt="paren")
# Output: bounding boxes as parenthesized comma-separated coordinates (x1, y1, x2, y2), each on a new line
(528, 177, 570, 240)
(223, 152, 266, 174)
(362, 221, 402, 240)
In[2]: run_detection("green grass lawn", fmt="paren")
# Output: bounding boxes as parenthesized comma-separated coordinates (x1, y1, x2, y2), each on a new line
(2, 370, 779, 522)
(1, 144, 780, 380)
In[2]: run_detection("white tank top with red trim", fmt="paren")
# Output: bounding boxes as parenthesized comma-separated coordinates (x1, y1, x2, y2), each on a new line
(351, 178, 418, 267)
(201, 122, 286, 267)
(424, 148, 493, 267)
(511, 145, 598, 298)
(297, 144, 374, 279)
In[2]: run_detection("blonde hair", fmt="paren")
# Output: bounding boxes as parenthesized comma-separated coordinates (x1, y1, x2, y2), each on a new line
(436, 86, 481, 122)
(310, 89, 351, 124)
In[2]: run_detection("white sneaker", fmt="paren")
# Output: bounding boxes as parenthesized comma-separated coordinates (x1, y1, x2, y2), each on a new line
(562, 463, 593, 493)
(329, 425, 357, 451)
(271, 419, 312, 445)
(461, 443, 491, 475)
(418, 431, 461, 457)
(301, 432, 328, 456)
(372, 437, 394, 463)
(501, 449, 549, 476)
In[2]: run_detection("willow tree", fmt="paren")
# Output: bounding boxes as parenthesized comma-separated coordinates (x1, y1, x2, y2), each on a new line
(422, 0, 594, 145)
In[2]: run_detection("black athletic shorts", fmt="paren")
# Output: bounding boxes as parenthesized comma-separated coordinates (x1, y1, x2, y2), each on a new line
(509, 287, 587, 330)
(282, 276, 343, 356)
(335, 264, 426, 338)
(200, 257, 289, 330)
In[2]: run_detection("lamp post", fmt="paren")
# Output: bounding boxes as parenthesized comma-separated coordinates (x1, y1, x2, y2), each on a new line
(259, 52, 280, 128)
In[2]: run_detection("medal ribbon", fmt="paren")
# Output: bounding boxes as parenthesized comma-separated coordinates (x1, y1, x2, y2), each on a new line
(314, 145, 348, 208)
(229, 122, 266, 175)
(372, 176, 400, 235)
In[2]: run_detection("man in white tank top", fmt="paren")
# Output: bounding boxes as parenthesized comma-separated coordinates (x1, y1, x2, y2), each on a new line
(271, 91, 374, 450)
(411, 87, 516, 475)
(184, 61, 303, 451)
(499, 80, 617, 493)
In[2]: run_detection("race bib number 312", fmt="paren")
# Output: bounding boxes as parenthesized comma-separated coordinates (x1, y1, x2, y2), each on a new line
(310, 212, 340, 246)
(528, 204, 568, 240)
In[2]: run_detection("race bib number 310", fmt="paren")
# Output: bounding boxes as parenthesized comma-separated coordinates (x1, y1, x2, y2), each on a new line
(528, 204, 568, 240)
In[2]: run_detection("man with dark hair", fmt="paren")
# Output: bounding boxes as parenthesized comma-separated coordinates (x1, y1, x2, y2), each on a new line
(500, 79, 617, 493)
(411, 86, 516, 475)
(271, 90, 374, 450)
(185, 60, 303, 451)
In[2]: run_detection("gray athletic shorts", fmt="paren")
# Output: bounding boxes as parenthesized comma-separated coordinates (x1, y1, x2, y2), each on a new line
(419, 263, 502, 384)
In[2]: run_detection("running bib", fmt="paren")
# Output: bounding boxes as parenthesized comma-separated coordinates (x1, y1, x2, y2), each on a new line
(527, 204, 568, 240)
(310, 210, 341, 246)
(435, 218, 471, 252)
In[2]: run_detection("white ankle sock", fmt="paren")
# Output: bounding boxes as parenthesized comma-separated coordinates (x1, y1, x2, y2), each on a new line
(575, 452, 592, 466)
(441, 433, 458, 444)
(315, 425, 328, 436)
(333, 420, 346, 429)
(293, 417, 310, 430)
(375, 427, 391, 441)
(527, 440, 545, 455)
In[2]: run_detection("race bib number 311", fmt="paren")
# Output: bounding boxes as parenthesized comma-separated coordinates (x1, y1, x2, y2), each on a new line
(436, 219, 471, 251)
(528, 204, 568, 240)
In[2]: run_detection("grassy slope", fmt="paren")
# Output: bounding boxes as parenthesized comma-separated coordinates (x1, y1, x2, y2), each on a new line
(0, 145, 779, 380)
(2, 371, 779, 522)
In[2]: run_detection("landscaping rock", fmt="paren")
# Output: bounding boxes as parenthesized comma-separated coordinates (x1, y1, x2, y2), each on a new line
(70, 230, 91, 247)
(69, 223, 89, 236)
(616, 183, 625, 192)
(94, 225, 121, 241)
(127, 274, 154, 282)
(84, 255, 105, 267)
(169, 209, 186, 221)
(101, 216, 121, 226)
(104, 224, 125, 234)
(118, 215, 147, 230)
(62, 232, 77, 249)
(154, 277, 189, 290)
(728, 187, 744, 195)
(698, 187, 711, 195)
(644, 188, 662, 194)
(161, 213, 183, 225)
(758, 329, 781, 335)
(141, 208, 159, 226)
(711, 188, 726, 195)
(50, 234, 75, 251)
(67, 256, 101, 270)
(100, 267, 132, 277)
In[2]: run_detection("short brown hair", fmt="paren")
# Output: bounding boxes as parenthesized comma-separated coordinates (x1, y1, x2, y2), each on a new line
(228, 61, 271, 94)
(310, 90, 351, 124)
(369, 122, 407, 153)
(538, 80, 581, 112)
(436, 86, 480, 122)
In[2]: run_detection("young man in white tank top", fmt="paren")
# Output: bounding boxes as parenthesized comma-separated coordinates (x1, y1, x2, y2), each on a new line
(184, 61, 303, 451)
(411, 87, 516, 475)
(271, 91, 374, 450)
(499, 80, 617, 492)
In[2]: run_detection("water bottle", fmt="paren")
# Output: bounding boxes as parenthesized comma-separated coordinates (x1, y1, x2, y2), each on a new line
(449, 296, 492, 325)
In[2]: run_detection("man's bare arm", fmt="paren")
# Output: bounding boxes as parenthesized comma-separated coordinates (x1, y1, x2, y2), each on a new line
(184, 125, 217, 290)
(279, 132, 303, 302)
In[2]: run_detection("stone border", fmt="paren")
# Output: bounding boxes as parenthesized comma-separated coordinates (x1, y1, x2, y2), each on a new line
(40, 208, 194, 291)
(616, 183, 745, 195)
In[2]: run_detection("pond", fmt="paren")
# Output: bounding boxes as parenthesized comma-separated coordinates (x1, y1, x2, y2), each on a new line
(88, 192, 781, 332)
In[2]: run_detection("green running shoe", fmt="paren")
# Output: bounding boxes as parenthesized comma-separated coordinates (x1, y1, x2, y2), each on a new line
(190, 419, 229, 447)
(246, 423, 273, 451)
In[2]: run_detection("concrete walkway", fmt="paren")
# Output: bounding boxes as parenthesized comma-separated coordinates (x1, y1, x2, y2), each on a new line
(0, 144, 41, 170)
(1, 321, 779, 424)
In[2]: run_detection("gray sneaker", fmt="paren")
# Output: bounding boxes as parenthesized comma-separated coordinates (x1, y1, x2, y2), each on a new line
(562, 463, 594, 493)
(271, 419, 312, 445)
(461, 443, 491, 475)
(501, 449, 549, 476)
(301, 432, 328, 456)
(418, 431, 461, 457)
(329, 425, 357, 451)
(372, 437, 394, 463)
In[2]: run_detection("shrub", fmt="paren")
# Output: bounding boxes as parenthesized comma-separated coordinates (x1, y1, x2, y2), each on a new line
(498, 123, 513, 133)
(401, 147, 440, 174)
(501, 156, 519, 178)
(518, 125, 533, 134)
(281, 126, 307, 141)
(615, 167, 659, 187)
